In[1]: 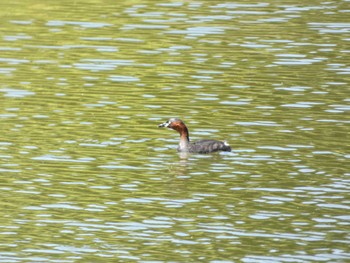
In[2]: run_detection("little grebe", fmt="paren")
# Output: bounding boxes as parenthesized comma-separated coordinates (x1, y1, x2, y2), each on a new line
(158, 118, 231, 153)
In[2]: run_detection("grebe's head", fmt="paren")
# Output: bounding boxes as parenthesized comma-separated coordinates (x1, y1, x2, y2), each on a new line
(158, 118, 185, 130)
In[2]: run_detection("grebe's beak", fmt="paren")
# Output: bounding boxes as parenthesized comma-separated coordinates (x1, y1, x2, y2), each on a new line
(158, 120, 170, 128)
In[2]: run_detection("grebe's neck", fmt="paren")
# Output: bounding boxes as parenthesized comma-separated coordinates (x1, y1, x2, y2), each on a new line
(178, 126, 190, 151)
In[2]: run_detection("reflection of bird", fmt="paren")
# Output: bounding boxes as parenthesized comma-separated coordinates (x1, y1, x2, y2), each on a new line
(158, 118, 231, 153)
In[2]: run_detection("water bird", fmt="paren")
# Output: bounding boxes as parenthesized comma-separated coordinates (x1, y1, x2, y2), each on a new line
(158, 118, 231, 153)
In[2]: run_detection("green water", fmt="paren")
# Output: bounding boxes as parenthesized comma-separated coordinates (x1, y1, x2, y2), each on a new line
(0, 0, 349, 262)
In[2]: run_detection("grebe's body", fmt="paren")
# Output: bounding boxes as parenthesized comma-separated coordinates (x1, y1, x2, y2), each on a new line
(158, 118, 231, 153)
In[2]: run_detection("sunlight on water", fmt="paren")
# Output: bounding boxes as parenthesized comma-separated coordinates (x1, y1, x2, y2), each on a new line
(0, 0, 349, 262)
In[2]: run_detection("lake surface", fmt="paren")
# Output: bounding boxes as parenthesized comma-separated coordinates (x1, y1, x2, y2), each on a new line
(0, 0, 349, 262)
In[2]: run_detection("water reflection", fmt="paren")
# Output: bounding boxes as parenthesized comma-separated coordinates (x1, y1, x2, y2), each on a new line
(0, 0, 349, 262)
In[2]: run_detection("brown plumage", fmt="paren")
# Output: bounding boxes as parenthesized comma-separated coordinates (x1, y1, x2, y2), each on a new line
(158, 118, 231, 153)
